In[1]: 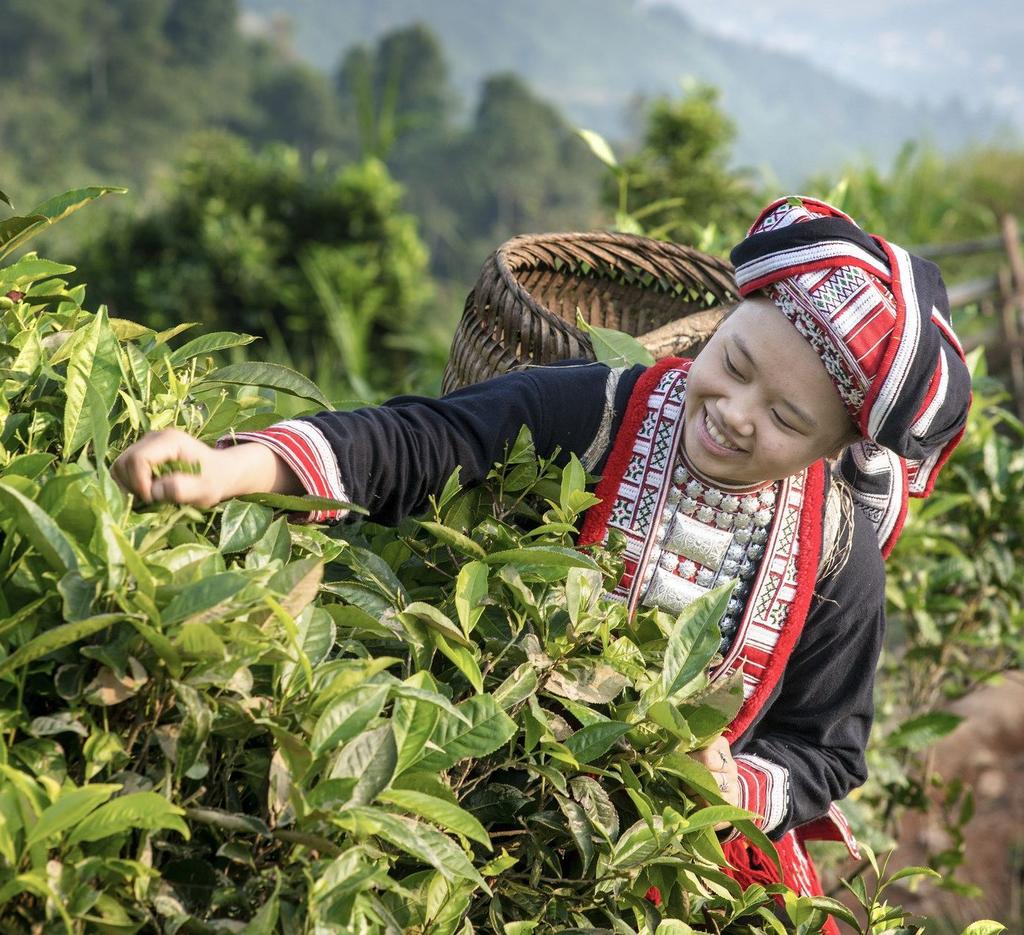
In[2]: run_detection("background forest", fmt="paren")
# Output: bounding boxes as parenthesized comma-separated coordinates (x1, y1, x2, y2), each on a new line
(1, 0, 1023, 932)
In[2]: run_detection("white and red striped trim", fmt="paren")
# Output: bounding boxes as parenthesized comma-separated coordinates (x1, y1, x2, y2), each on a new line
(218, 419, 349, 522)
(735, 753, 790, 835)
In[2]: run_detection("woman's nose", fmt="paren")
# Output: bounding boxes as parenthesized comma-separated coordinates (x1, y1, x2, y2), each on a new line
(718, 394, 755, 437)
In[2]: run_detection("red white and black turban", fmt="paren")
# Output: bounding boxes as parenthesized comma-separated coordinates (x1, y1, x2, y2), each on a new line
(730, 196, 972, 557)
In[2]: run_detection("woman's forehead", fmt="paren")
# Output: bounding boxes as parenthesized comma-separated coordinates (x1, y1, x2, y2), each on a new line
(715, 298, 850, 429)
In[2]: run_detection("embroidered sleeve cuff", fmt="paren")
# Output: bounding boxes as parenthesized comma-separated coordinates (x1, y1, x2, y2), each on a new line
(734, 753, 790, 836)
(217, 419, 349, 523)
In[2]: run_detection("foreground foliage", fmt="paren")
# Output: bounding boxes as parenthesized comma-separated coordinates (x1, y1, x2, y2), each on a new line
(0, 192, 1006, 934)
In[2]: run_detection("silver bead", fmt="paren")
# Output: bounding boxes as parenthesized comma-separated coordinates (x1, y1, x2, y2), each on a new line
(696, 567, 715, 587)
(722, 559, 739, 577)
(659, 551, 678, 569)
(681, 496, 698, 515)
(754, 509, 772, 528)
(714, 512, 734, 529)
(680, 559, 697, 579)
(752, 528, 768, 545)
(697, 505, 714, 524)
(673, 466, 687, 485)
(727, 597, 742, 615)
(721, 495, 740, 513)
(666, 486, 681, 504)
(704, 488, 723, 508)
(739, 559, 755, 579)
(747, 544, 765, 561)
(760, 488, 777, 507)
(685, 480, 702, 499)
(734, 513, 752, 529)
(741, 496, 759, 515)
(734, 528, 752, 545)
(727, 543, 745, 561)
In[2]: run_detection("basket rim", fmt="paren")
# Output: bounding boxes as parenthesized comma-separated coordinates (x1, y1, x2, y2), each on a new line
(483, 229, 738, 345)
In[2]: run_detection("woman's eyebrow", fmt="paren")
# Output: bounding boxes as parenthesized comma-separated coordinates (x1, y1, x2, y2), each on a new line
(733, 335, 818, 429)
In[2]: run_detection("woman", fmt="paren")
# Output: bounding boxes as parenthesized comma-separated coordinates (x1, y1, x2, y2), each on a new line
(113, 196, 972, 926)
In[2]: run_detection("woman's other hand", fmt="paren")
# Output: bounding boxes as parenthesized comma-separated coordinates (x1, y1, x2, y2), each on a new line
(690, 735, 741, 827)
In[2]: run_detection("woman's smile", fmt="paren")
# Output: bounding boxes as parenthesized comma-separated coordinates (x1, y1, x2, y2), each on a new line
(698, 405, 745, 455)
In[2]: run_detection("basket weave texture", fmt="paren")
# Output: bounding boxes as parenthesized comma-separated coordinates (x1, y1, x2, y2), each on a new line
(442, 231, 739, 393)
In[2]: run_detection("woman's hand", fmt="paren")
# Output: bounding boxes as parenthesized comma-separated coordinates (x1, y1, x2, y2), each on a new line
(112, 428, 301, 508)
(690, 736, 740, 828)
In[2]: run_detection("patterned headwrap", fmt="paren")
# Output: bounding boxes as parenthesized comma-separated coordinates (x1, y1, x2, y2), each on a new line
(729, 196, 972, 557)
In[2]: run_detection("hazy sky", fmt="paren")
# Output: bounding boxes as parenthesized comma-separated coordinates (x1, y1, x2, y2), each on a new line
(649, 0, 1024, 129)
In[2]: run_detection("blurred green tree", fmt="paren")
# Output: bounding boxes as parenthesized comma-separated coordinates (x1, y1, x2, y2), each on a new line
(78, 133, 442, 401)
(602, 82, 761, 250)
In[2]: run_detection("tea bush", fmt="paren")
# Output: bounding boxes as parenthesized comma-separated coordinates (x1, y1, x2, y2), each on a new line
(0, 190, 1004, 934)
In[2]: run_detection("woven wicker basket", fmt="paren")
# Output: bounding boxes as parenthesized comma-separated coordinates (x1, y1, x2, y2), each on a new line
(442, 231, 739, 393)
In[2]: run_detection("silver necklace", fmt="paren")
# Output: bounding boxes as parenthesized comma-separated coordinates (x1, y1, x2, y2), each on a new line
(638, 459, 778, 649)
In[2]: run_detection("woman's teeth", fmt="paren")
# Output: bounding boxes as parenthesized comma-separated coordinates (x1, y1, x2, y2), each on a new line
(705, 411, 738, 450)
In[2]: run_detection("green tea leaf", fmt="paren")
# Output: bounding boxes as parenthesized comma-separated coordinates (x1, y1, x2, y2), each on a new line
(576, 128, 618, 168)
(400, 602, 474, 649)
(162, 572, 249, 626)
(393, 694, 441, 776)
(63, 307, 121, 458)
(493, 664, 539, 710)
(236, 491, 366, 515)
(419, 521, 487, 560)
(431, 631, 484, 694)
(218, 500, 273, 553)
(1, 187, 125, 260)
(485, 545, 601, 571)
(168, 331, 258, 365)
(0, 214, 47, 261)
(958, 923, 1007, 935)
(0, 615, 124, 679)
(312, 684, 390, 756)
(662, 583, 732, 699)
(0, 256, 76, 289)
(329, 724, 397, 807)
(0, 480, 79, 574)
(454, 561, 489, 637)
(417, 695, 517, 772)
(24, 783, 120, 849)
(66, 792, 189, 844)
(556, 794, 595, 872)
(885, 865, 943, 885)
(378, 789, 491, 848)
(202, 361, 331, 408)
(885, 712, 963, 752)
(345, 808, 488, 890)
(576, 310, 654, 368)
(564, 722, 631, 764)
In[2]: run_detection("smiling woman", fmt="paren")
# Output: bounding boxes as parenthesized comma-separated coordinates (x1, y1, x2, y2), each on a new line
(113, 194, 974, 930)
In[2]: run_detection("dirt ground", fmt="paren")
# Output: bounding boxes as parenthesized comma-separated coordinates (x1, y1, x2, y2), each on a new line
(874, 672, 1024, 931)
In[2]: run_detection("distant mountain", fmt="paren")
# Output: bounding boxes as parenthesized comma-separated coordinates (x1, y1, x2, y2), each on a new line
(652, 0, 1024, 134)
(239, 0, 1001, 184)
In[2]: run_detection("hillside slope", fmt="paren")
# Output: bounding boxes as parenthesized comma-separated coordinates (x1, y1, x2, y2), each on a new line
(240, 0, 998, 182)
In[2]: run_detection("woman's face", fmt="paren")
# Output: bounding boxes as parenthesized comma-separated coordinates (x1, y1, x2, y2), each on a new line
(683, 295, 856, 487)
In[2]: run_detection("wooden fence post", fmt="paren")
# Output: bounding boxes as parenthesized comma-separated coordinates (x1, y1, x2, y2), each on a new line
(1000, 215, 1024, 418)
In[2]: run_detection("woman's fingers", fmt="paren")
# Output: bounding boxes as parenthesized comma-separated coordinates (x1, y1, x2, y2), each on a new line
(112, 429, 217, 505)
(149, 469, 221, 509)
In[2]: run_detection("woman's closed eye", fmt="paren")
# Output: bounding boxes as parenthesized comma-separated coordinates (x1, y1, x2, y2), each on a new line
(723, 351, 744, 379)
(772, 409, 798, 432)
